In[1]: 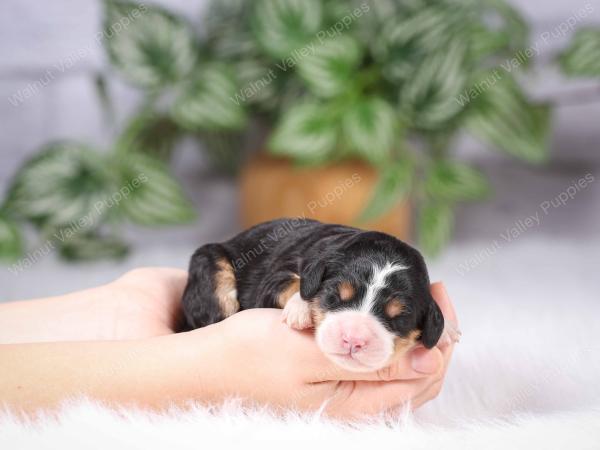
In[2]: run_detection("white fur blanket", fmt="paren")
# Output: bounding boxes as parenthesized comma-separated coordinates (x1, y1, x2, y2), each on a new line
(2, 238, 600, 449)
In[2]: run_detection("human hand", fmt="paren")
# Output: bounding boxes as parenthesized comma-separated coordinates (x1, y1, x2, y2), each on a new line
(0, 274, 456, 418)
(104, 267, 188, 339)
(0, 267, 187, 343)
(196, 282, 457, 418)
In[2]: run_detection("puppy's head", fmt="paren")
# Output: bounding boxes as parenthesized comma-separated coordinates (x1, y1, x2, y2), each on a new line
(301, 232, 443, 372)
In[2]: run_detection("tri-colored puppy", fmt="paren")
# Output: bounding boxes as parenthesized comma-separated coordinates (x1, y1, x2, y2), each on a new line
(181, 218, 459, 372)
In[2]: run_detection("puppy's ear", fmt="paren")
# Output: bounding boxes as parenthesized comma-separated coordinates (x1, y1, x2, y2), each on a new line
(421, 300, 444, 348)
(300, 258, 326, 300)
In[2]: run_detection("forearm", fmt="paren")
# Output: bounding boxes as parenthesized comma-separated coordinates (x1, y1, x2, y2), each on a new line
(0, 287, 110, 344)
(0, 329, 225, 414)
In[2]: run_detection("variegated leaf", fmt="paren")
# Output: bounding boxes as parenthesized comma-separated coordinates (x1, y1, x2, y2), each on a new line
(399, 40, 470, 129)
(234, 59, 280, 110)
(0, 215, 23, 261)
(559, 28, 600, 77)
(465, 73, 550, 163)
(5, 143, 117, 228)
(419, 201, 454, 257)
(58, 231, 129, 261)
(426, 161, 490, 201)
(358, 159, 413, 223)
(172, 65, 247, 131)
(103, 0, 196, 88)
(374, 5, 468, 83)
(116, 111, 181, 160)
(342, 97, 398, 164)
(269, 102, 338, 163)
(116, 152, 196, 226)
(297, 34, 363, 98)
(252, 0, 323, 59)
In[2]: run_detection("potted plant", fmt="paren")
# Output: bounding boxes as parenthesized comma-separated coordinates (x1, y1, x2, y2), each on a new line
(198, 0, 551, 254)
(2, 0, 599, 263)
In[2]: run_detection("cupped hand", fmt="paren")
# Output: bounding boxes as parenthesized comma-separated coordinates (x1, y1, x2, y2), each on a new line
(104, 267, 188, 339)
(194, 282, 457, 418)
(1, 266, 457, 417)
(109, 269, 457, 417)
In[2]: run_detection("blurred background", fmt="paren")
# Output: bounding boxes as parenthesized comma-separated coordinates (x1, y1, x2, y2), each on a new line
(0, 0, 599, 305)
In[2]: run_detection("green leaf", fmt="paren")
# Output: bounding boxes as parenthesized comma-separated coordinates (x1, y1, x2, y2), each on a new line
(426, 161, 490, 201)
(57, 231, 129, 261)
(115, 152, 196, 226)
(475, 0, 529, 58)
(116, 111, 182, 160)
(465, 73, 551, 163)
(374, 5, 469, 84)
(419, 201, 454, 256)
(252, 0, 323, 59)
(358, 160, 413, 223)
(103, 0, 196, 88)
(172, 64, 247, 131)
(342, 97, 399, 164)
(234, 58, 281, 110)
(0, 215, 24, 262)
(5, 143, 117, 228)
(269, 102, 338, 163)
(559, 28, 600, 77)
(297, 34, 363, 98)
(203, 0, 256, 60)
(399, 40, 470, 129)
(351, 0, 402, 46)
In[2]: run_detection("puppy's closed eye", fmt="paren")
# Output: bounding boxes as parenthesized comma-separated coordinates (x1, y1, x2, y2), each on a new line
(385, 298, 405, 318)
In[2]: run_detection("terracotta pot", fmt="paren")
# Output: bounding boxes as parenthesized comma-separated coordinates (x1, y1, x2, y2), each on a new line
(239, 153, 411, 240)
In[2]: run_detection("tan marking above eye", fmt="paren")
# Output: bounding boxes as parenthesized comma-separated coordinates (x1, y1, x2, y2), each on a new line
(385, 298, 404, 318)
(338, 281, 355, 301)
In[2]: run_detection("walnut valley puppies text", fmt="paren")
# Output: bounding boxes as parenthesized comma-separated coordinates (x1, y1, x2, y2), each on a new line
(232, 174, 361, 271)
(7, 173, 148, 275)
(456, 173, 595, 275)
(182, 219, 460, 372)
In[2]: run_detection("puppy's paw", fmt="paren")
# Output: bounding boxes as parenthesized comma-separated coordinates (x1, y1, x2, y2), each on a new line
(439, 320, 462, 346)
(281, 292, 313, 330)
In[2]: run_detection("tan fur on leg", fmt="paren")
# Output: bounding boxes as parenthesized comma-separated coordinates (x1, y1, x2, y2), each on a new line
(215, 258, 239, 318)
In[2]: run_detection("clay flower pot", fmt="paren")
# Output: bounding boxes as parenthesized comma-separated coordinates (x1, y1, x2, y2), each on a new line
(239, 153, 410, 240)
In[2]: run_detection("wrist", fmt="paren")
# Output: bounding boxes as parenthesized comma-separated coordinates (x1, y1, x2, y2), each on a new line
(141, 325, 233, 407)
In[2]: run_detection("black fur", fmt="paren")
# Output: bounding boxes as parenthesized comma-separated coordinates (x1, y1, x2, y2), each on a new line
(181, 218, 443, 347)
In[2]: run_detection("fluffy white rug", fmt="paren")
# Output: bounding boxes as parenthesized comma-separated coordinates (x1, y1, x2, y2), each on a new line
(2, 236, 600, 449)
(1, 401, 599, 450)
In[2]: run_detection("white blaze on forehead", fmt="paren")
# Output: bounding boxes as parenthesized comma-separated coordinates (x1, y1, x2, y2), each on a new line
(359, 262, 408, 313)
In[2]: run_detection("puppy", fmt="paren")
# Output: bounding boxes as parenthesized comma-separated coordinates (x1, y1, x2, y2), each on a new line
(181, 218, 459, 372)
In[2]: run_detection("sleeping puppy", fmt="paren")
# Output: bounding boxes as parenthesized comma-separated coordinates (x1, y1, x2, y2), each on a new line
(181, 218, 459, 372)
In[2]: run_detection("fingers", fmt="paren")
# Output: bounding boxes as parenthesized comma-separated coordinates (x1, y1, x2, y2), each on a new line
(430, 282, 457, 325)
(409, 378, 444, 411)
(431, 281, 460, 349)
(309, 346, 444, 383)
(328, 371, 444, 417)
(327, 350, 447, 417)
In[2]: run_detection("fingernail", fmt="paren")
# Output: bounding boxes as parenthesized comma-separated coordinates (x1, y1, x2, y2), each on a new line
(411, 348, 440, 374)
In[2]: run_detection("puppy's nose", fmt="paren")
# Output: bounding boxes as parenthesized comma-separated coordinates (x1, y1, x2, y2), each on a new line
(342, 336, 367, 354)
